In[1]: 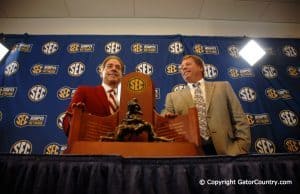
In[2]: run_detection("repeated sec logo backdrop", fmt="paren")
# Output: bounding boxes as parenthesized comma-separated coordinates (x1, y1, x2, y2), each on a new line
(0, 34, 299, 154)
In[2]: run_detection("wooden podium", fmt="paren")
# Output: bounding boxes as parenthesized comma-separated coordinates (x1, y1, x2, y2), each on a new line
(64, 72, 203, 157)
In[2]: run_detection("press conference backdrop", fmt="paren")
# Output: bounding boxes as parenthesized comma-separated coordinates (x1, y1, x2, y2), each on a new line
(0, 34, 299, 155)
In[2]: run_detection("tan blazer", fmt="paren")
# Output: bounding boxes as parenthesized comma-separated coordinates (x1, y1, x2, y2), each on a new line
(161, 81, 251, 156)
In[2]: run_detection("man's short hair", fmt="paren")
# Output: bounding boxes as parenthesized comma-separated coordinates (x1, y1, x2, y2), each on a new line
(181, 55, 205, 76)
(99, 55, 125, 73)
(182, 55, 205, 68)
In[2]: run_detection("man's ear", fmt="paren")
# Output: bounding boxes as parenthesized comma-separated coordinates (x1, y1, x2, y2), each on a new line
(99, 64, 104, 78)
(199, 65, 204, 73)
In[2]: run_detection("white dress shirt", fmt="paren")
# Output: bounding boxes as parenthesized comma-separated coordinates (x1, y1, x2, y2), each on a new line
(102, 83, 121, 106)
(187, 78, 206, 103)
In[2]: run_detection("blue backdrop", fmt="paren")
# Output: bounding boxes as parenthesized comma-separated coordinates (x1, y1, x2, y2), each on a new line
(0, 34, 299, 155)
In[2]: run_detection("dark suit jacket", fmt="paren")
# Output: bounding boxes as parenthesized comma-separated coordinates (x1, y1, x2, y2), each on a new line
(62, 85, 111, 136)
(161, 81, 251, 156)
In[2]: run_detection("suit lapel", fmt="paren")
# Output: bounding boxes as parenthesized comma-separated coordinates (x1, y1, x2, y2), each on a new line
(179, 87, 194, 108)
(96, 85, 110, 114)
(205, 82, 215, 111)
(178, 82, 215, 111)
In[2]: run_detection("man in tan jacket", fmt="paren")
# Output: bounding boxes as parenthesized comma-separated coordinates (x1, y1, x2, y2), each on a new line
(161, 55, 251, 156)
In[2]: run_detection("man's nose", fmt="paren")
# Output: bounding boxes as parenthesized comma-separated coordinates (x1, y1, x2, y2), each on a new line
(110, 65, 118, 71)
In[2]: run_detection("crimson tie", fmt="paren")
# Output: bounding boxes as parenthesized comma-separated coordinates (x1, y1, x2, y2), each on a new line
(107, 89, 118, 114)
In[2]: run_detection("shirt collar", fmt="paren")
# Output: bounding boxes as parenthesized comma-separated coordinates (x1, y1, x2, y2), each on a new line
(102, 83, 118, 94)
(187, 78, 205, 89)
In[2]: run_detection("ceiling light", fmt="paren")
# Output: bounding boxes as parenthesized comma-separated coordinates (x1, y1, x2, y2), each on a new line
(239, 40, 266, 66)
(0, 43, 9, 62)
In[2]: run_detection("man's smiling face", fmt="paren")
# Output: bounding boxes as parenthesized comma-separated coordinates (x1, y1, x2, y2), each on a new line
(101, 59, 123, 87)
(179, 57, 204, 83)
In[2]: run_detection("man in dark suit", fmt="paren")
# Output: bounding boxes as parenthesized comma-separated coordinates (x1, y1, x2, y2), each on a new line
(161, 55, 251, 156)
(62, 55, 125, 136)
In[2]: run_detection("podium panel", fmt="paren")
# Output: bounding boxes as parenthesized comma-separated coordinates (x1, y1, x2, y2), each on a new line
(154, 108, 201, 146)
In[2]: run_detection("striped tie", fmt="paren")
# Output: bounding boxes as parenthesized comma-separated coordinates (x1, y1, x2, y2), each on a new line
(193, 82, 210, 140)
(107, 89, 118, 114)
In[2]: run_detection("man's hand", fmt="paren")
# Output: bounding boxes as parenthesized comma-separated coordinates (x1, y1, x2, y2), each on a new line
(71, 102, 86, 110)
(163, 112, 178, 118)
